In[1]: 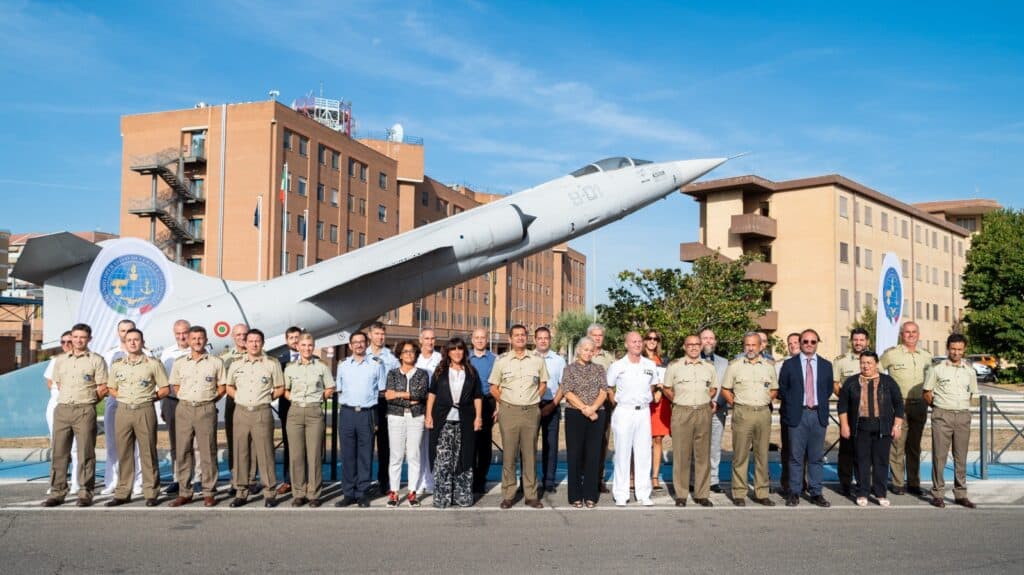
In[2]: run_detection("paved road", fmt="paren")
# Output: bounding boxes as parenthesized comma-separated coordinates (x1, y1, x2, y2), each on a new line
(1, 482, 1022, 574)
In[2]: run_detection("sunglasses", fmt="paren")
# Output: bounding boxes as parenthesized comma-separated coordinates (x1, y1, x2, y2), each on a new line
(645, 337, 660, 342)
(60, 340, 72, 345)
(802, 339, 819, 345)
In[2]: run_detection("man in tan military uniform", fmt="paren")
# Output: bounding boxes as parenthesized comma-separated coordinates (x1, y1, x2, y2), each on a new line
(721, 332, 778, 506)
(587, 323, 615, 494)
(490, 324, 549, 509)
(284, 332, 335, 507)
(43, 323, 108, 507)
(923, 333, 977, 509)
(661, 334, 717, 507)
(880, 321, 932, 495)
(833, 328, 869, 495)
(105, 329, 169, 507)
(168, 326, 225, 507)
(220, 323, 251, 496)
(226, 328, 285, 508)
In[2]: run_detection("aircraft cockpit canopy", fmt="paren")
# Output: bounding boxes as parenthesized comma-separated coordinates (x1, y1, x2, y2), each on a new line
(570, 157, 653, 177)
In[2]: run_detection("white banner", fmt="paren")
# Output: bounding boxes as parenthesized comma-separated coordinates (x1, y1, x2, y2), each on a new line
(76, 238, 175, 355)
(875, 252, 904, 355)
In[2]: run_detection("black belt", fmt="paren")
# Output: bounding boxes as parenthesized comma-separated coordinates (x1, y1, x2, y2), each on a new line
(804, 405, 819, 411)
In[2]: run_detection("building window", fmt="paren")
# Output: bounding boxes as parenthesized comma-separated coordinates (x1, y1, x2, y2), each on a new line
(378, 205, 387, 223)
(188, 218, 203, 239)
(331, 150, 340, 170)
(865, 248, 873, 270)
(838, 241, 848, 263)
(916, 301, 922, 319)
(346, 229, 353, 248)
(855, 246, 860, 267)
(931, 230, 937, 248)
(330, 225, 338, 243)
(839, 196, 848, 218)
(297, 177, 307, 197)
(865, 292, 873, 310)
(358, 232, 366, 247)
(359, 164, 367, 182)
(932, 267, 938, 284)
(881, 211, 889, 232)
(317, 221, 324, 240)
(944, 235, 949, 252)
(186, 257, 202, 272)
(296, 214, 306, 239)
(901, 259, 909, 278)
(954, 217, 978, 232)
(856, 290, 861, 312)
(317, 183, 325, 202)
(864, 206, 873, 227)
(299, 136, 309, 157)
(840, 289, 849, 311)
(958, 241, 964, 257)
(348, 157, 356, 176)
(933, 303, 939, 321)
(318, 144, 326, 164)
(902, 220, 909, 239)
(331, 188, 339, 206)
(926, 302, 931, 320)
(944, 270, 950, 287)
(296, 254, 305, 270)
(915, 262, 922, 282)
(916, 225, 922, 243)
(359, 198, 366, 215)
(283, 129, 292, 150)
(945, 306, 950, 322)
(379, 172, 388, 190)
(421, 190, 429, 206)
(348, 193, 354, 212)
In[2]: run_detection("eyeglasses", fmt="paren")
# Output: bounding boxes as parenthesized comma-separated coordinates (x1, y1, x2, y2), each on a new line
(802, 339, 819, 345)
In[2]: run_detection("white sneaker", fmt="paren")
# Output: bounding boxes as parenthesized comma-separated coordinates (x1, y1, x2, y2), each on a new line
(640, 499, 654, 507)
(856, 497, 868, 507)
(100, 485, 116, 496)
(878, 498, 891, 508)
(615, 500, 627, 507)
(132, 488, 144, 497)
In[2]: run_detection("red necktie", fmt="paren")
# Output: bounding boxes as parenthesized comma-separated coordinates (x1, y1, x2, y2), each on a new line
(804, 358, 816, 408)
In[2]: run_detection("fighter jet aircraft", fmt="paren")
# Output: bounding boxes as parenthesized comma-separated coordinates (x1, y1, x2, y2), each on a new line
(12, 156, 727, 357)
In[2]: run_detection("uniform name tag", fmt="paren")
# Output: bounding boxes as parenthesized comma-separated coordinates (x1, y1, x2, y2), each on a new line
(261, 376, 269, 383)
(84, 374, 92, 382)
(205, 376, 214, 382)
(533, 376, 540, 384)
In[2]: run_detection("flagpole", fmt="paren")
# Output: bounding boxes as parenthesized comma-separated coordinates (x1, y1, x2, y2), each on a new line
(256, 195, 263, 281)
(303, 208, 309, 268)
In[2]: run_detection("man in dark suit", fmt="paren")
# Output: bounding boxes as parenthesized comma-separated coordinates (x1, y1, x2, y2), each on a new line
(274, 326, 303, 494)
(778, 329, 833, 507)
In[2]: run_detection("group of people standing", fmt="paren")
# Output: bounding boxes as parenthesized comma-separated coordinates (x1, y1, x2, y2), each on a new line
(42, 315, 978, 511)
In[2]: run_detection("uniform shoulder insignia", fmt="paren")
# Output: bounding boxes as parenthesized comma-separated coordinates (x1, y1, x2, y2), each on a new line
(765, 358, 775, 365)
(834, 354, 846, 362)
(728, 357, 744, 365)
(371, 356, 382, 363)
(112, 356, 125, 364)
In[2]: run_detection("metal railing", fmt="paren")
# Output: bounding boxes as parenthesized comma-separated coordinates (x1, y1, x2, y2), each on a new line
(978, 395, 1024, 479)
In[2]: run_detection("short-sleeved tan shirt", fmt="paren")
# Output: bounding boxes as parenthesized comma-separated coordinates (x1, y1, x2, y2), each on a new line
(226, 354, 284, 407)
(592, 349, 616, 371)
(833, 352, 861, 386)
(489, 350, 549, 406)
(284, 358, 336, 404)
(53, 350, 108, 405)
(924, 360, 977, 411)
(722, 356, 777, 407)
(219, 348, 245, 374)
(664, 358, 718, 406)
(170, 353, 224, 403)
(880, 344, 932, 400)
(108, 355, 168, 405)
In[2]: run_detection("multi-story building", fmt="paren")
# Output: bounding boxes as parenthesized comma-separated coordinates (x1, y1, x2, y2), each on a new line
(120, 98, 585, 348)
(0, 229, 9, 292)
(679, 174, 996, 358)
(914, 199, 1002, 235)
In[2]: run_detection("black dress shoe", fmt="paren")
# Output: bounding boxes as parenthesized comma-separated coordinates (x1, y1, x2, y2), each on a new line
(694, 498, 714, 507)
(955, 498, 976, 509)
(785, 495, 799, 507)
(930, 497, 946, 508)
(264, 498, 279, 508)
(907, 486, 924, 496)
(308, 499, 322, 508)
(227, 487, 237, 497)
(544, 485, 558, 494)
(810, 495, 831, 508)
(732, 498, 746, 507)
(105, 498, 129, 507)
(42, 498, 62, 507)
(499, 499, 513, 509)
(889, 485, 906, 495)
(599, 484, 611, 494)
(145, 499, 159, 507)
(710, 484, 723, 494)
(753, 497, 776, 507)
(357, 496, 370, 508)
(335, 496, 356, 508)
(675, 498, 687, 507)
(292, 497, 308, 507)
(164, 482, 180, 495)
(229, 498, 247, 508)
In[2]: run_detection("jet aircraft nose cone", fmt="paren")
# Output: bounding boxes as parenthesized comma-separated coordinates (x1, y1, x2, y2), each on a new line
(670, 157, 729, 184)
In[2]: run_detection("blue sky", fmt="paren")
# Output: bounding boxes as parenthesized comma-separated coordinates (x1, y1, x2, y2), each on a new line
(2, 0, 1022, 307)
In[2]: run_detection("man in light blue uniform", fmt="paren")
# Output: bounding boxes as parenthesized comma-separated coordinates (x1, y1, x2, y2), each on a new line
(469, 328, 497, 494)
(535, 327, 566, 495)
(335, 331, 386, 508)
(699, 328, 730, 493)
(367, 321, 400, 494)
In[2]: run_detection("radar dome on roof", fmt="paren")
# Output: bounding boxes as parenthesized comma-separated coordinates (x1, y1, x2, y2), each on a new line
(389, 123, 404, 142)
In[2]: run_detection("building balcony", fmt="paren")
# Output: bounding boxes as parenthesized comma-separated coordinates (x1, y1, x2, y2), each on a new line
(755, 310, 778, 331)
(730, 213, 777, 239)
(679, 242, 723, 263)
(744, 261, 777, 283)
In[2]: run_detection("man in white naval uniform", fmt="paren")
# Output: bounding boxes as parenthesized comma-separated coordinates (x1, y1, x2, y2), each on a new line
(606, 331, 658, 506)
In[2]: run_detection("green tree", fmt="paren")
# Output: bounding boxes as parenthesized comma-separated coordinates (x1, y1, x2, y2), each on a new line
(552, 309, 595, 357)
(847, 303, 877, 351)
(596, 253, 772, 359)
(962, 208, 1024, 364)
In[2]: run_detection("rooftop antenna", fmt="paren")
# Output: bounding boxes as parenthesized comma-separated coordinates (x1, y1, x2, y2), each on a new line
(268, 89, 280, 101)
